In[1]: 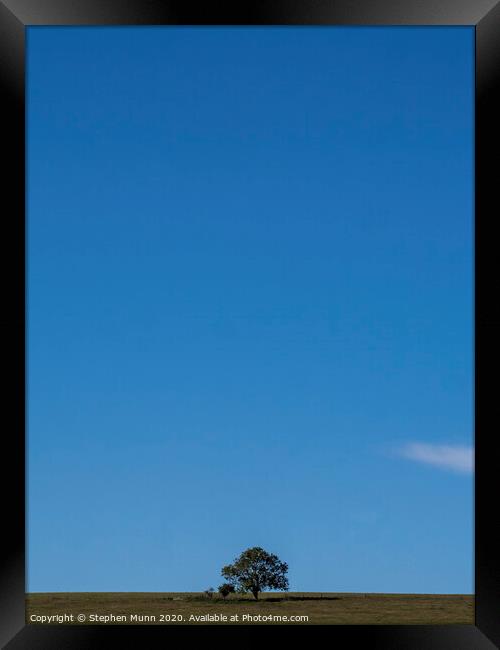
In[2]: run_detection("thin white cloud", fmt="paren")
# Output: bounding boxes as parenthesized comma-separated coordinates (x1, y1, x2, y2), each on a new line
(398, 443, 474, 474)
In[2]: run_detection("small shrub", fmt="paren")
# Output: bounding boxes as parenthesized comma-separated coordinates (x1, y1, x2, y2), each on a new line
(218, 583, 236, 600)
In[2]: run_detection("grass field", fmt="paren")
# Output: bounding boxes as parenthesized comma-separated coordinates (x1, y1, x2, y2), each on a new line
(26, 592, 474, 625)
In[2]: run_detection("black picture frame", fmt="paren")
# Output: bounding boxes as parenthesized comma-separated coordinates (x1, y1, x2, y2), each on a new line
(1, 1, 499, 647)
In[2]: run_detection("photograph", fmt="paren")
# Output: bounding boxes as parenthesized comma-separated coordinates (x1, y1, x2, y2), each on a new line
(1, 1, 500, 647)
(25, 25, 474, 626)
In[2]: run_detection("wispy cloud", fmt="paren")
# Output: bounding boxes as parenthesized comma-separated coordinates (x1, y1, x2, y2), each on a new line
(398, 443, 474, 474)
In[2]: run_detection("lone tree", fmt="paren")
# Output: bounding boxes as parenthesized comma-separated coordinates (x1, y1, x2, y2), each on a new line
(221, 547, 289, 600)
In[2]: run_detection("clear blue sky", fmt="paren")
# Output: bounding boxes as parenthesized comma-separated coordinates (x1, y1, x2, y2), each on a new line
(27, 26, 474, 594)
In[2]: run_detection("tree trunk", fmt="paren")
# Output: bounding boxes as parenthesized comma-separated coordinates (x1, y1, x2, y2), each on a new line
(252, 589, 259, 600)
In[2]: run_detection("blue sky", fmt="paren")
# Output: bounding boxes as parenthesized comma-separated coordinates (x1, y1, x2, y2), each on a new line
(27, 26, 474, 594)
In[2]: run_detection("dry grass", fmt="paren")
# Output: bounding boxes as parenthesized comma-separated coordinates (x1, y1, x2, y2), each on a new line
(26, 592, 474, 625)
